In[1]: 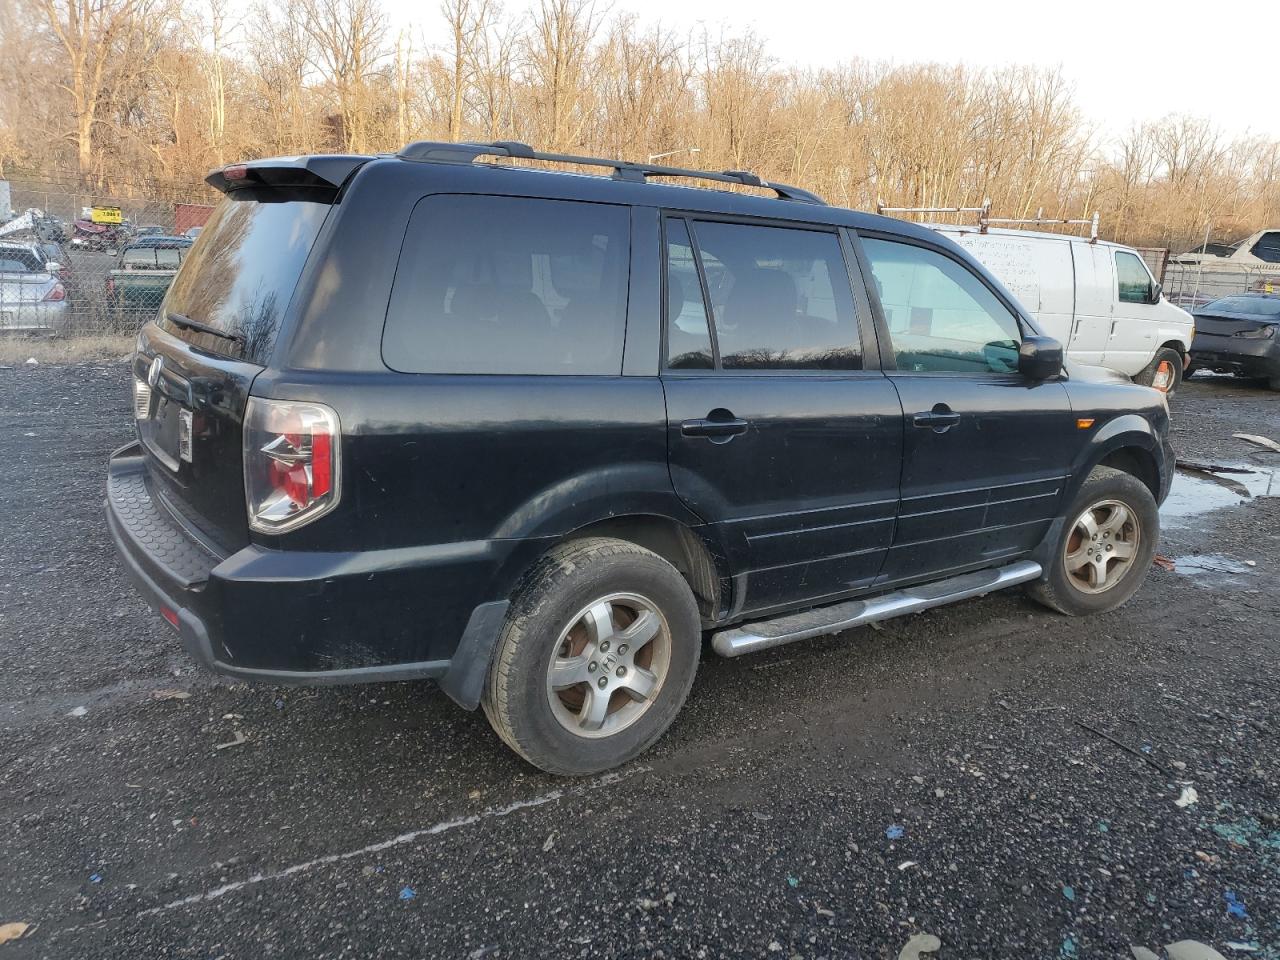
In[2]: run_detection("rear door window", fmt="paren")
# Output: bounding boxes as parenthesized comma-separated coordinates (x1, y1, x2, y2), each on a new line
(383, 195, 630, 375)
(664, 220, 713, 369)
(161, 197, 331, 364)
(665, 219, 861, 371)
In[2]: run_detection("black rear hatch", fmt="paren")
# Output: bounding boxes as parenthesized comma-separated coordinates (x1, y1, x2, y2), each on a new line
(133, 160, 359, 551)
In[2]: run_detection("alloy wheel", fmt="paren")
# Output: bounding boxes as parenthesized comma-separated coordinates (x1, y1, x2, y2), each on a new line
(545, 592, 671, 739)
(1064, 498, 1141, 594)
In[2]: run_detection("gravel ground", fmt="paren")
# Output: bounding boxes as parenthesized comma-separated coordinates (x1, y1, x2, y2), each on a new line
(0, 362, 1277, 959)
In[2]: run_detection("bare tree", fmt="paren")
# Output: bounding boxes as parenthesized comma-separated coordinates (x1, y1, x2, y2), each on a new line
(33, 0, 169, 173)
(297, 0, 389, 152)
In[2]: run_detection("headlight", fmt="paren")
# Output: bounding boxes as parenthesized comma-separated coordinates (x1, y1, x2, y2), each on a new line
(1234, 325, 1277, 340)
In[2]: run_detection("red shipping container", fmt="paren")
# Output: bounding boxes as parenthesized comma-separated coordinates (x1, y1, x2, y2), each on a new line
(175, 203, 215, 234)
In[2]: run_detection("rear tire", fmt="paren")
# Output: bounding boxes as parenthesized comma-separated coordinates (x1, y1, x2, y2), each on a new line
(481, 537, 701, 776)
(1269, 375, 1280, 392)
(1134, 346, 1184, 395)
(1028, 466, 1159, 617)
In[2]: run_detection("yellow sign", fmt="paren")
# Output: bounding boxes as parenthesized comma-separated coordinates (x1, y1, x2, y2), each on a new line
(1265, 282, 1274, 294)
(90, 206, 122, 225)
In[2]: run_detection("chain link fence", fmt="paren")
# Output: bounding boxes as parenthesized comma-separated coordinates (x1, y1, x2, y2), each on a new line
(1, 171, 218, 338)
(1162, 262, 1280, 309)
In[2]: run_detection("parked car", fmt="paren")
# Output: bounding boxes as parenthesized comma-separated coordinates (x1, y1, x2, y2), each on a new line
(928, 226, 1195, 393)
(1188, 294, 1280, 390)
(1171, 228, 1280, 266)
(135, 225, 166, 238)
(106, 236, 193, 319)
(184, 226, 203, 240)
(0, 241, 68, 333)
(106, 143, 1174, 775)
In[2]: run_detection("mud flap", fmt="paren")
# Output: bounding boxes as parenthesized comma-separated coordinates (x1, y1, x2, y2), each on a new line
(438, 600, 510, 710)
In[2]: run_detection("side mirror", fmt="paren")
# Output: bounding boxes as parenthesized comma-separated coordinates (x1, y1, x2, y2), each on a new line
(45, 261, 61, 274)
(1149, 282, 1162, 304)
(1018, 335, 1064, 381)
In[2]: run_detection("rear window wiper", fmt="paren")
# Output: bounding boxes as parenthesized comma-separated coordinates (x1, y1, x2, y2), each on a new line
(166, 312, 245, 345)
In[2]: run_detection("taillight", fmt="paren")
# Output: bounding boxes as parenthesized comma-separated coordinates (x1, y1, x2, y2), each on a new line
(106, 277, 115, 296)
(243, 398, 340, 533)
(44, 282, 66, 302)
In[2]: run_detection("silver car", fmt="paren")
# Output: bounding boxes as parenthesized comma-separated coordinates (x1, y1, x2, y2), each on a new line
(0, 242, 69, 333)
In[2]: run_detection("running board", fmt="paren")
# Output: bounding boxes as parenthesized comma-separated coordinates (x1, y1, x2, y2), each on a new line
(711, 560, 1043, 658)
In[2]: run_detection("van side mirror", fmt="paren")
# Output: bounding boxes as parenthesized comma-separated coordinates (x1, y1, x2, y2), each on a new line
(1018, 336, 1063, 381)
(1148, 282, 1162, 304)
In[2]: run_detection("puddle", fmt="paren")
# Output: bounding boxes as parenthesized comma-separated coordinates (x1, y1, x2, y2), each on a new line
(1160, 463, 1278, 526)
(1172, 553, 1256, 576)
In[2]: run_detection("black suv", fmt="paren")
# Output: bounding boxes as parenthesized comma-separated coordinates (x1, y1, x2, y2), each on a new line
(107, 142, 1174, 775)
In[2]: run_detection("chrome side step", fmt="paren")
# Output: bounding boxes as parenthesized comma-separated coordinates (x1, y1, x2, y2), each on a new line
(711, 560, 1043, 658)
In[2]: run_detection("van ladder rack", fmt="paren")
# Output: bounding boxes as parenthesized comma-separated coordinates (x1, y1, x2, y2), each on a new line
(396, 140, 826, 205)
(876, 198, 1100, 241)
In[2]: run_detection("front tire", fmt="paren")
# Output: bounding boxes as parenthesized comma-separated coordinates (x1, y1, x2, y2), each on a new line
(1028, 466, 1159, 617)
(1134, 347, 1185, 395)
(481, 537, 701, 776)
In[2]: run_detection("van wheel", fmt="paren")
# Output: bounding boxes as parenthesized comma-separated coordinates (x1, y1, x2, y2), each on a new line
(1028, 466, 1159, 617)
(1135, 347, 1184, 394)
(481, 537, 700, 776)
(1269, 375, 1280, 392)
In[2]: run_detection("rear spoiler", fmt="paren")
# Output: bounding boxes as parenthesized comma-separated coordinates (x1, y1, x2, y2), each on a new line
(205, 155, 370, 194)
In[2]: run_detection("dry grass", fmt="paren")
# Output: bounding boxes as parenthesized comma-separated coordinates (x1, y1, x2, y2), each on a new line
(0, 335, 134, 366)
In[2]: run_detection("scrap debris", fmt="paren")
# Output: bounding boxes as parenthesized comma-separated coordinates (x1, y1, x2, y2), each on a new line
(1232, 433, 1280, 455)
(1074, 721, 1167, 775)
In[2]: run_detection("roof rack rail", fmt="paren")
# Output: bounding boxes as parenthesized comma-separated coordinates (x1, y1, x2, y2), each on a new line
(395, 140, 826, 205)
(876, 198, 1100, 242)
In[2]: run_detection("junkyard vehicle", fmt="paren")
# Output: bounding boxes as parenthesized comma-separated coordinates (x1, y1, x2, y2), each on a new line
(1171, 228, 1280, 267)
(107, 143, 1174, 775)
(106, 236, 192, 319)
(0, 241, 68, 333)
(926, 225, 1195, 394)
(71, 219, 126, 252)
(1188, 294, 1280, 389)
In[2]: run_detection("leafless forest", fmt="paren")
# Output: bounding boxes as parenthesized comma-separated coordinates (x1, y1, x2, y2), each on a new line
(2, 0, 1277, 251)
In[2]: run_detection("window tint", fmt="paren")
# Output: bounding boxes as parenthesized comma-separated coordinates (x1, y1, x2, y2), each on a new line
(121, 247, 157, 268)
(384, 196, 629, 375)
(688, 221, 861, 370)
(0, 248, 43, 272)
(1116, 251, 1154, 304)
(163, 197, 330, 363)
(1252, 231, 1280, 264)
(862, 238, 1022, 374)
(665, 220, 713, 369)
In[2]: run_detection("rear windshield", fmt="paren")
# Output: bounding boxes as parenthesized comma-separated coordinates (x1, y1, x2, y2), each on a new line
(160, 196, 330, 363)
(1204, 296, 1280, 317)
(122, 245, 187, 269)
(0, 248, 44, 273)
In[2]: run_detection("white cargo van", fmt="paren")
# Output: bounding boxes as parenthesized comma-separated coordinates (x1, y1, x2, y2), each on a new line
(928, 225, 1195, 392)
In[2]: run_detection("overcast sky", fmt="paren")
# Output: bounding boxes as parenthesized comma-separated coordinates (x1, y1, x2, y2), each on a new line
(384, 0, 1273, 143)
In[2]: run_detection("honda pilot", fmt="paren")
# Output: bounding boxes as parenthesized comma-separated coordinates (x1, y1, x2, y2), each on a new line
(107, 141, 1174, 775)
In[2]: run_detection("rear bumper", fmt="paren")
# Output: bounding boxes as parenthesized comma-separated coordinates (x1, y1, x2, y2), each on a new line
(1190, 333, 1280, 378)
(106, 441, 511, 707)
(0, 300, 70, 333)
